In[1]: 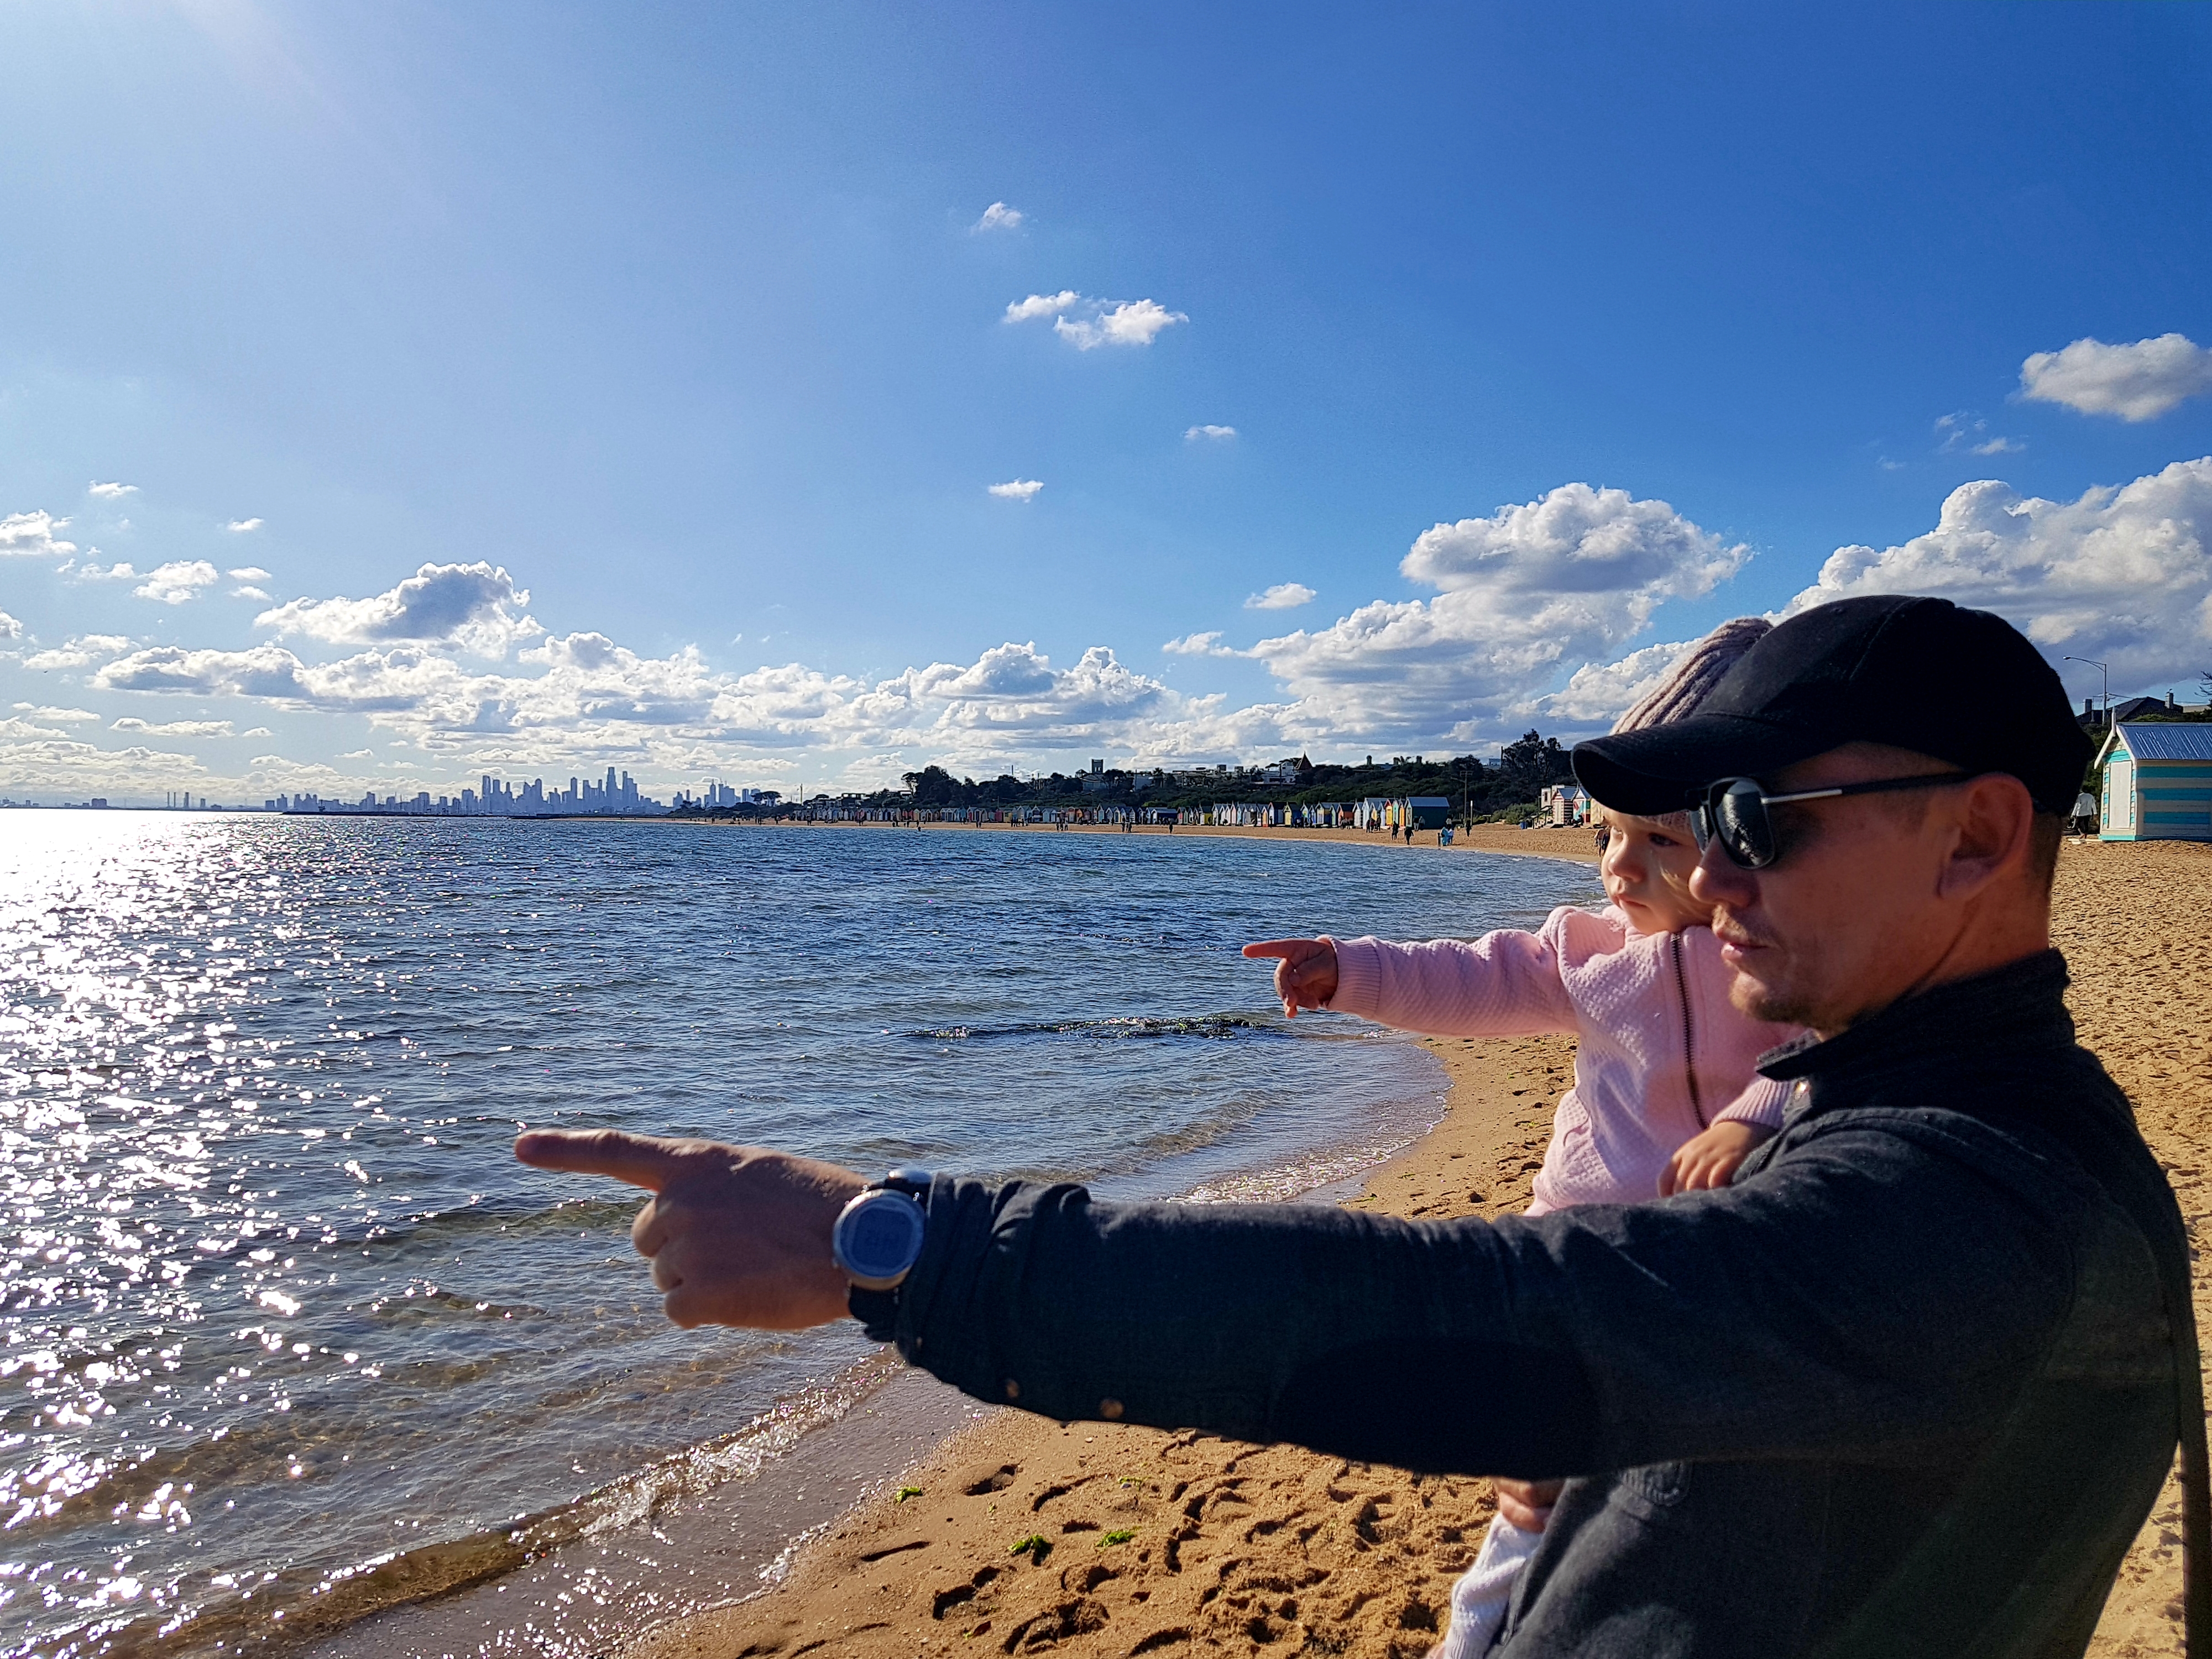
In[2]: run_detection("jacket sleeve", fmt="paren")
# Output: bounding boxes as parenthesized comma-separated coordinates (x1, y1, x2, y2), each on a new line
(1713, 1075, 1793, 1128)
(1325, 912, 1583, 1037)
(891, 1117, 2091, 1480)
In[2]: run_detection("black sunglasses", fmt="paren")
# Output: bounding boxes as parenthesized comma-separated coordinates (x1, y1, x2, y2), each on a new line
(1690, 772, 1968, 870)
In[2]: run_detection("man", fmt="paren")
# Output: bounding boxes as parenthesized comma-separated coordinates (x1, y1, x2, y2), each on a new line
(518, 595, 2201, 1657)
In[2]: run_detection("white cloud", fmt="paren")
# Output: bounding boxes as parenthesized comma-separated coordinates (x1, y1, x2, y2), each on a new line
(22, 634, 132, 671)
(93, 642, 328, 701)
(134, 560, 221, 605)
(1005, 291, 1187, 349)
(987, 479, 1044, 501)
(255, 562, 538, 655)
(0, 612, 19, 641)
(232, 585, 271, 601)
(77, 560, 137, 581)
(88, 482, 137, 499)
(228, 517, 264, 532)
(1185, 424, 1237, 441)
(1, 510, 77, 559)
(228, 566, 270, 580)
(1057, 299, 1185, 350)
(972, 201, 1023, 232)
(113, 717, 235, 738)
(1533, 638, 1706, 726)
(1004, 291, 1080, 322)
(242, 726, 272, 738)
(1935, 412, 2022, 456)
(2018, 333, 2212, 422)
(13, 704, 100, 723)
(0, 717, 245, 798)
(1246, 582, 1316, 611)
(1249, 483, 1750, 744)
(1162, 631, 1242, 658)
(1787, 457, 2212, 690)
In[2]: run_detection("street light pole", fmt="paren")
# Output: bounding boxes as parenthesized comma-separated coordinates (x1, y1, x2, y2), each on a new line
(2063, 656, 2109, 729)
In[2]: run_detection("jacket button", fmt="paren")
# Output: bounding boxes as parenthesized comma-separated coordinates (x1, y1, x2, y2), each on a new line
(1003, 1378, 1021, 1401)
(1099, 1398, 1123, 1420)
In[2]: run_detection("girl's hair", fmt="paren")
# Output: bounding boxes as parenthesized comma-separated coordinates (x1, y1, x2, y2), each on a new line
(1611, 616, 1772, 735)
(1599, 617, 1772, 834)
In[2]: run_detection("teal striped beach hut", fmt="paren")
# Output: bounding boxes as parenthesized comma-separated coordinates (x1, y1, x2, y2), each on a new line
(2094, 723, 2212, 842)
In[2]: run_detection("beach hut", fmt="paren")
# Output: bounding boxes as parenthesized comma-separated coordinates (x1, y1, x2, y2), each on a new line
(2095, 722, 2212, 842)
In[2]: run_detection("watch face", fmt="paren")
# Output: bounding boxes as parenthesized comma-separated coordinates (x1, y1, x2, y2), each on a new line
(837, 1190, 926, 1285)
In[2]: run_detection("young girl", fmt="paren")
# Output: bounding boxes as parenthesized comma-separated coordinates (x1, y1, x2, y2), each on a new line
(1243, 618, 1800, 1657)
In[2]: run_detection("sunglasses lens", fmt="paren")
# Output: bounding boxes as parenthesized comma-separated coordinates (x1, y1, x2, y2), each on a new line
(1715, 779, 1775, 868)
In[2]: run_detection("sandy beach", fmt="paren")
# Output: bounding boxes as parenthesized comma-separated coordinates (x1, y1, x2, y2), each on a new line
(610, 834, 2209, 1659)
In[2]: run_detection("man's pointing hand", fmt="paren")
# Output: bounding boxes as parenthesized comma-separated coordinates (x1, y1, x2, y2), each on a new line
(514, 1129, 866, 1331)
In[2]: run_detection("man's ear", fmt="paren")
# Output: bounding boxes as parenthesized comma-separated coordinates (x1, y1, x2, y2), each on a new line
(1933, 773, 2036, 902)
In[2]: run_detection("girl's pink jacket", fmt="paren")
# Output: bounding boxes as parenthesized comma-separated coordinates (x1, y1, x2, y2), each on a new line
(1325, 906, 1801, 1213)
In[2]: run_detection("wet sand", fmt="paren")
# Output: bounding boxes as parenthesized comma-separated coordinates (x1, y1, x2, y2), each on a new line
(603, 835, 2211, 1659)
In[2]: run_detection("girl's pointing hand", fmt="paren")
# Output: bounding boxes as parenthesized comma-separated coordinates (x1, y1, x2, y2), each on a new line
(1242, 938, 1340, 1018)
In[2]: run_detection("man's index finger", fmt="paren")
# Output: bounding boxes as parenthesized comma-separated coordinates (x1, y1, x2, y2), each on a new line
(514, 1128, 687, 1191)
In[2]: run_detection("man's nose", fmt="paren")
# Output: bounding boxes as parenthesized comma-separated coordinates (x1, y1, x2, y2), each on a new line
(1688, 835, 1755, 907)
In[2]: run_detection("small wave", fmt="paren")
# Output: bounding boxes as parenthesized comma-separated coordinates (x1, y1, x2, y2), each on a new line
(297, 1192, 642, 1260)
(35, 1353, 908, 1657)
(907, 1013, 1266, 1043)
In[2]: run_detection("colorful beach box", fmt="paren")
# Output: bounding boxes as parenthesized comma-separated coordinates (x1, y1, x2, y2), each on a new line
(2095, 722, 2212, 842)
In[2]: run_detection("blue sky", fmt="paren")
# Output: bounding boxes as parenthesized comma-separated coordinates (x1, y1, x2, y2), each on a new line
(3, 2, 2210, 802)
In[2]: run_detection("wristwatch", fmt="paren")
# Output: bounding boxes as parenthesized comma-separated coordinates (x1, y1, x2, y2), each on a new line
(834, 1167, 932, 1339)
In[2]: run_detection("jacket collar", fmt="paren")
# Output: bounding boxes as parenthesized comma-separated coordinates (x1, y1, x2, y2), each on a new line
(1757, 949, 2074, 1088)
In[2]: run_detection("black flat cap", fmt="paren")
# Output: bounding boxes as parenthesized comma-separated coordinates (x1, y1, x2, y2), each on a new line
(1572, 594, 2093, 815)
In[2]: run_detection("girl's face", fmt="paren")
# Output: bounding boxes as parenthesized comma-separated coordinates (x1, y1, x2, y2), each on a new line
(1596, 808, 1714, 934)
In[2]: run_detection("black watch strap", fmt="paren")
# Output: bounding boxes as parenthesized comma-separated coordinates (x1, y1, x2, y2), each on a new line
(847, 1168, 932, 1342)
(848, 1283, 901, 1342)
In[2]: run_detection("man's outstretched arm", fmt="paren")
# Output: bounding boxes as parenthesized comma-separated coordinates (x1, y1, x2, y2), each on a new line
(515, 1121, 2086, 1479)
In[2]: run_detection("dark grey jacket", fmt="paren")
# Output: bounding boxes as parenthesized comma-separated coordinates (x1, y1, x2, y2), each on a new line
(883, 954, 2189, 1657)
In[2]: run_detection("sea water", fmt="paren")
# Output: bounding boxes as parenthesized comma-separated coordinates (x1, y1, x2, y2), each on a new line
(0, 813, 1596, 1656)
